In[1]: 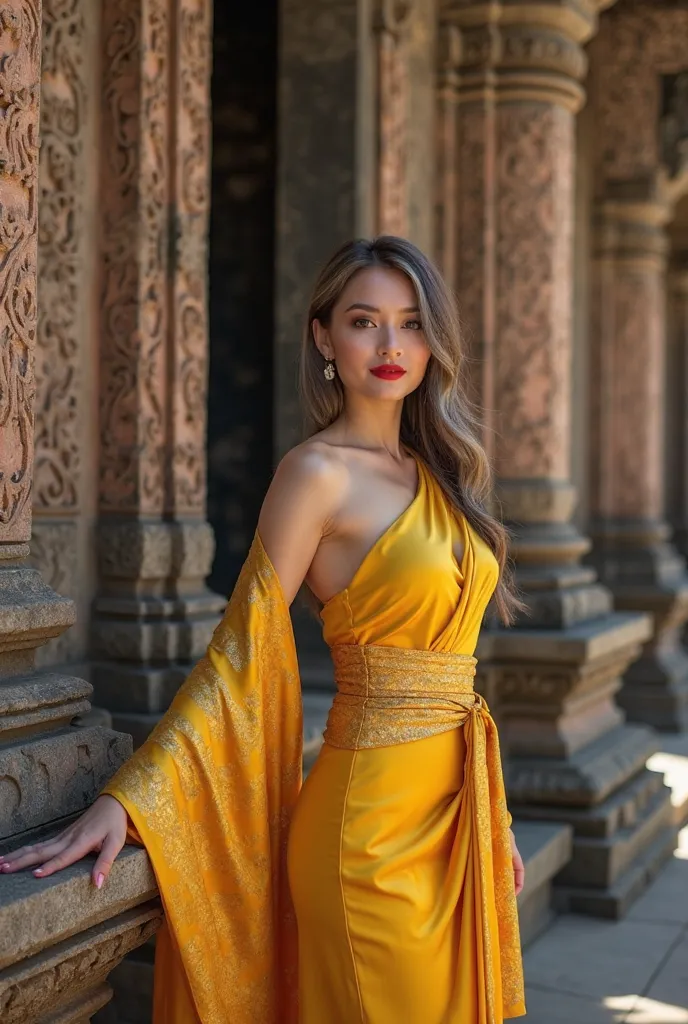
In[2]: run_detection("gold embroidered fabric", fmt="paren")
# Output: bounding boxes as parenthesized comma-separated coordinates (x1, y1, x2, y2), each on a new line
(103, 531, 302, 1024)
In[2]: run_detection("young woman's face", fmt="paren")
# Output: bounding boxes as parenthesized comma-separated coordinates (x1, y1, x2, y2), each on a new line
(313, 266, 431, 400)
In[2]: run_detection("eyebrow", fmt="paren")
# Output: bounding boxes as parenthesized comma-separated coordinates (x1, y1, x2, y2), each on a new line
(344, 303, 420, 314)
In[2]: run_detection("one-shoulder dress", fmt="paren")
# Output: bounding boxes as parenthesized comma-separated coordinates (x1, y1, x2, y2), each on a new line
(104, 452, 526, 1024)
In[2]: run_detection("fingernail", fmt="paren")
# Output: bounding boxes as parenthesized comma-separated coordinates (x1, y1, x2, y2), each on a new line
(33, 868, 43, 876)
(96, 873, 104, 889)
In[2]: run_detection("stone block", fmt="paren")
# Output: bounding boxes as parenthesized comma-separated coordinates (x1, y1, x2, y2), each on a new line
(0, 674, 92, 742)
(91, 613, 218, 664)
(0, 726, 132, 840)
(0, 845, 157, 970)
(554, 823, 678, 918)
(1, 903, 161, 1024)
(506, 723, 658, 806)
(0, 565, 75, 662)
(92, 663, 191, 714)
(555, 781, 673, 887)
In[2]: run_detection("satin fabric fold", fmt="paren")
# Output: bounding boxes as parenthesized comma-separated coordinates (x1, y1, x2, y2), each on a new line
(321, 643, 523, 1021)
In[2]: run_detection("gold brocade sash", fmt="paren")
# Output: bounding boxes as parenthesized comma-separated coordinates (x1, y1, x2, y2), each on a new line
(325, 644, 480, 748)
(325, 643, 525, 1023)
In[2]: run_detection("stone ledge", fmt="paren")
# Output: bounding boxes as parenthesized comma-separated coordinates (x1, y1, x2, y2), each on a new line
(1, 902, 161, 1024)
(554, 823, 678, 918)
(479, 610, 653, 664)
(506, 722, 658, 805)
(0, 845, 157, 970)
(0, 726, 132, 839)
(0, 674, 92, 742)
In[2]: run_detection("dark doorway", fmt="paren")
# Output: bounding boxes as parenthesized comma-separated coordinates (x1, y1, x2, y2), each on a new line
(207, 0, 278, 596)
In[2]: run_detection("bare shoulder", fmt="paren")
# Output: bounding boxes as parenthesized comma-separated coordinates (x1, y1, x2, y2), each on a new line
(256, 440, 352, 603)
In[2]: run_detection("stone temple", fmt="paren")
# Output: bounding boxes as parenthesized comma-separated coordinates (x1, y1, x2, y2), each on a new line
(2, 1, 688, 1021)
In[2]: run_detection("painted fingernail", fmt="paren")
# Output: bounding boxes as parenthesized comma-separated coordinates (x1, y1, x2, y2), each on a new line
(96, 873, 104, 889)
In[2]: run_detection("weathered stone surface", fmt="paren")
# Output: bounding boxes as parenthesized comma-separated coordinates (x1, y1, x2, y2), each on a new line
(505, 723, 658, 806)
(0, 674, 91, 741)
(555, 781, 673, 888)
(0, 565, 75, 667)
(41, 983, 113, 1024)
(0, 846, 157, 971)
(553, 824, 678, 919)
(0, 726, 131, 840)
(1, 903, 161, 1024)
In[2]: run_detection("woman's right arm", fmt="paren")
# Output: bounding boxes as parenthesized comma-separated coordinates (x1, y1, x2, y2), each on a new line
(0, 444, 344, 888)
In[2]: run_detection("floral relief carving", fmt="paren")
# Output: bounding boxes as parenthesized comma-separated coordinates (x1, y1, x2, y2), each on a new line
(34, 0, 86, 514)
(493, 104, 573, 480)
(99, 0, 169, 514)
(0, 0, 41, 540)
(170, 0, 211, 516)
(100, 0, 211, 517)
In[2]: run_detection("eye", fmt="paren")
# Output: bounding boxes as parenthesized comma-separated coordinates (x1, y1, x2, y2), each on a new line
(402, 319, 422, 331)
(353, 317, 374, 328)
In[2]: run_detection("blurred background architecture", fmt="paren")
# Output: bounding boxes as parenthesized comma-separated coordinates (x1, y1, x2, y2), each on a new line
(2, 0, 688, 1021)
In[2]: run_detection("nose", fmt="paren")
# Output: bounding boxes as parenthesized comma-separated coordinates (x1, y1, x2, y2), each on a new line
(377, 328, 402, 359)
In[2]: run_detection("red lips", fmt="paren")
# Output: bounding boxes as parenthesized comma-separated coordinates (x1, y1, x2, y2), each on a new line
(370, 364, 407, 380)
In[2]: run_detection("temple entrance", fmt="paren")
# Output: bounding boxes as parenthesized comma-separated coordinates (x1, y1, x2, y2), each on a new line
(207, 0, 279, 596)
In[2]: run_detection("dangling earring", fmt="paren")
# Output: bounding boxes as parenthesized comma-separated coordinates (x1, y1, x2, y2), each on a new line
(324, 359, 335, 381)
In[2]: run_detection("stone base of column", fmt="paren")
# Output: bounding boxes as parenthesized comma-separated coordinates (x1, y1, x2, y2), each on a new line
(91, 520, 226, 748)
(485, 612, 678, 918)
(587, 521, 688, 731)
(0, 559, 157, 1024)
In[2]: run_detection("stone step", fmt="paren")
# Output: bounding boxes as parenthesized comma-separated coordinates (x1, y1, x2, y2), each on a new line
(512, 820, 573, 948)
(553, 822, 678, 919)
(506, 722, 658, 807)
(42, 983, 113, 1023)
(509, 764, 665, 838)
(555, 780, 674, 887)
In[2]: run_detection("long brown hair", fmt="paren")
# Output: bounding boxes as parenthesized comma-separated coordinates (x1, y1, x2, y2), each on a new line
(299, 235, 524, 626)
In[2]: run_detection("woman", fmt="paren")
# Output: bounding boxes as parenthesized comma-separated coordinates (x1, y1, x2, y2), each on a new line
(1, 237, 526, 1023)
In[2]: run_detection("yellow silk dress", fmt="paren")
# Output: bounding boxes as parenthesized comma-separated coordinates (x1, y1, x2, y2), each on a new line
(104, 452, 525, 1024)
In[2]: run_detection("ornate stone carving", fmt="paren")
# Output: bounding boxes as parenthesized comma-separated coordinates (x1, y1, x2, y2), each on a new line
(99, 0, 211, 518)
(34, 0, 86, 515)
(99, 0, 169, 515)
(493, 104, 573, 481)
(0, 0, 42, 543)
(374, 0, 412, 235)
(170, 0, 211, 516)
(0, 904, 161, 1023)
(592, 5, 688, 190)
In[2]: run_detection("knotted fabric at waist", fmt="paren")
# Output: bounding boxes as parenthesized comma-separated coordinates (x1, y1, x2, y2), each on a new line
(324, 643, 489, 750)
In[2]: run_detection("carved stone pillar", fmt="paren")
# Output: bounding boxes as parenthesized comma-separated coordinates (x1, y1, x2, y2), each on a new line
(92, 0, 224, 748)
(0, 4, 159, 1019)
(587, 4, 688, 732)
(440, 0, 673, 918)
(668, 249, 688, 567)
